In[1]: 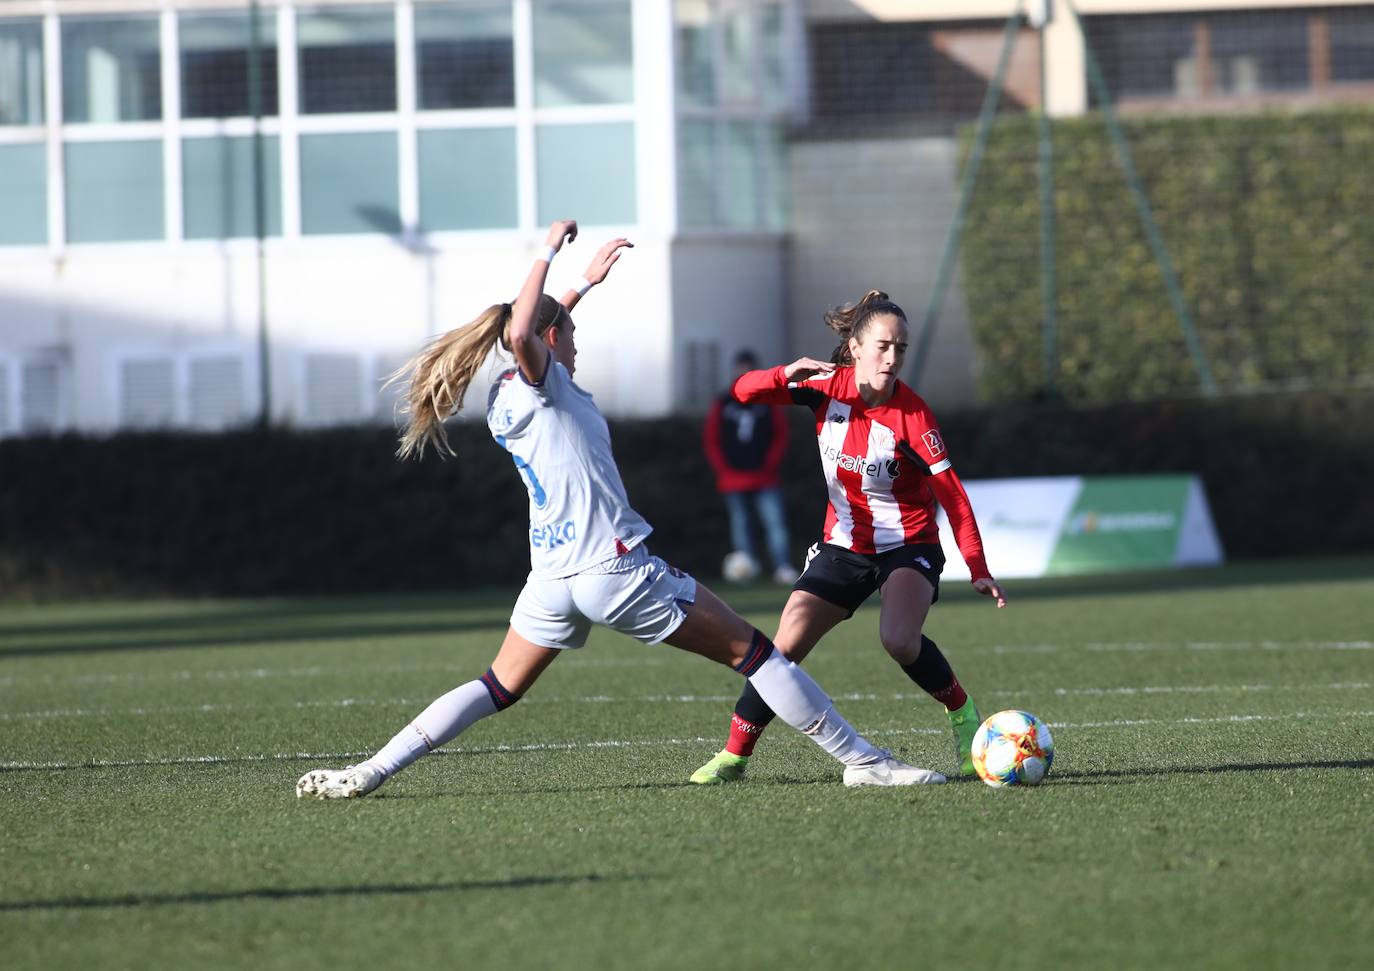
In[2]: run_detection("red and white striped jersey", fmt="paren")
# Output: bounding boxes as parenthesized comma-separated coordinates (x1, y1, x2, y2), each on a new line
(733, 365, 991, 581)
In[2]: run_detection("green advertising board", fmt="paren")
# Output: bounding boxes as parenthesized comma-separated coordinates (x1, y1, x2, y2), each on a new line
(1047, 475, 1194, 575)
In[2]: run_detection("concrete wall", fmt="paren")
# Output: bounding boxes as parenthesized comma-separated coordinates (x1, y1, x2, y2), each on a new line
(787, 135, 977, 410)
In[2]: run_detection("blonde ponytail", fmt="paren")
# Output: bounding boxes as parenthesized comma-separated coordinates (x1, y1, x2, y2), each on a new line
(389, 303, 512, 460)
(389, 293, 571, 460)
(823, 289, 906, 366)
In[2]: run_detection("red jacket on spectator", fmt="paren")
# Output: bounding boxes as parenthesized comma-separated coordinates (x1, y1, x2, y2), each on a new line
(703, 391, 790, 494)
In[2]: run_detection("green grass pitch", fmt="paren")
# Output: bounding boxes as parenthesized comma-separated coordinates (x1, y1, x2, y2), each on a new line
(2, 557, 1372, 970)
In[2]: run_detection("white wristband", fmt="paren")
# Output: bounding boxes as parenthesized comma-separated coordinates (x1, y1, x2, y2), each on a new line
(574, 277, 593, 297)
(536, 245, 557, 264)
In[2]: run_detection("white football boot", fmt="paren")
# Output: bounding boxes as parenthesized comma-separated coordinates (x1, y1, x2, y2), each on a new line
(843, 752, 946, 787)
(296, 764, 385, 799)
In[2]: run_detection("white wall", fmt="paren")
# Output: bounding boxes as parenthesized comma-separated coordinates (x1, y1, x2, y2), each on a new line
(0, 230, 677, 431)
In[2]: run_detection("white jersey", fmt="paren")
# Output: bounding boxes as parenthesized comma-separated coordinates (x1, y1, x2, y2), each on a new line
(487, 360, 652, 579)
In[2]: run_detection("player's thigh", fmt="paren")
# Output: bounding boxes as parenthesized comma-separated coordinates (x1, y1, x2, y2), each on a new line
(490, 626, 563, 695)
(773, 590, 849, 663)
(877, 568, 936, 662)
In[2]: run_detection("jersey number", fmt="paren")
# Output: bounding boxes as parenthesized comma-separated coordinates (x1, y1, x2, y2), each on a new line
(495, 435, 547, 508)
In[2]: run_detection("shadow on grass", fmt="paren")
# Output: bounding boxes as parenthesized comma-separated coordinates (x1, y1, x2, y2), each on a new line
(0, 610, 509, 659)
(1053, 756, 1374, 785)
(0, 872, 635, 913)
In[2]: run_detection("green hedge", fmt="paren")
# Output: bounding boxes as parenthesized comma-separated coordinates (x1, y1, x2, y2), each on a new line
(961, 107, 1374, 401)
(2, 390, 1370, 599)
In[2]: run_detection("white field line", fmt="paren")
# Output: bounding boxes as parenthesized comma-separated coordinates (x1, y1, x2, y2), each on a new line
(1, 640, 1369, 690)
(4, 709, 1374, 773)
(3, 682, 1372, 723)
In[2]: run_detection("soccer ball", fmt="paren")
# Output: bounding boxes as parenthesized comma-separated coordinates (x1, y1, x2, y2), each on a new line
(721, 550, 760, 583)
(970, 709, 1055, 788)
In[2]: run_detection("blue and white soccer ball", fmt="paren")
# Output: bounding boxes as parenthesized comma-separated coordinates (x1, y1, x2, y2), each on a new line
(971, 709, 1055, 788)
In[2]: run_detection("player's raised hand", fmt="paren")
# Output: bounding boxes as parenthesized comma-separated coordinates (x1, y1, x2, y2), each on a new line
(973, 577, 1008, 608)
(545, 219, 578, 251)
(583, 238, 633, 286)
(783, 357, 837, 383)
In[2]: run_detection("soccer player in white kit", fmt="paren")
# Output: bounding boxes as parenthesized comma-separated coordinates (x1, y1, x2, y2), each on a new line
(296, 221, 945, 799)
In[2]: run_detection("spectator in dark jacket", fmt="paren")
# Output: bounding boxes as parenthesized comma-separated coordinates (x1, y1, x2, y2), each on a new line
(703, 349, 799, 585)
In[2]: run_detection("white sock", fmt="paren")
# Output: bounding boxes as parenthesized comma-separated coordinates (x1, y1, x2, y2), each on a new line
(362, 680, 499, 777)
(747, 651, 883, 767)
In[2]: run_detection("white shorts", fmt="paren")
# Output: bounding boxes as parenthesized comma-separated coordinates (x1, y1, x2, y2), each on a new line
(510, 545, 698, 650)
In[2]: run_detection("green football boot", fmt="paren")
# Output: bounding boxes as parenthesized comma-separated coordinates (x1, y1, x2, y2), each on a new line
(947, 699, 982, 777)
(689, 750, 749, 785)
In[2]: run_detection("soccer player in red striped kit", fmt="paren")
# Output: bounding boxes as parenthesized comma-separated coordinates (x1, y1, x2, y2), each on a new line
(691, 290, 1008, 784)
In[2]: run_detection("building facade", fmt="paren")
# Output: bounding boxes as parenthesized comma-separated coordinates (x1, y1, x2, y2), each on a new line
(2, 0, 1371, 436)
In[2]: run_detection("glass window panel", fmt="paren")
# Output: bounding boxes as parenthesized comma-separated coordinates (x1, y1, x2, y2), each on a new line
(759, 2, 788, 111)
(418, 127, 517, 231)
(1210, 11, 1309, 94)
(536, 122, 636, 226)
(719, 4, 756, 104)
(0, 144, 47, 245)
(677, 118, 716, 229)
(298, 6, 396, 114)
(183, 135, 282, 240)
(1330, 10, 1374, 83)
(180, 10, 279, 118)
(0, 20, 45, 125)
(62, 16, 162, 123)
(416, 2, 514, 109)
(675, 0, 714, 108)
(300, 132, 399, 235)
(65, 140, 164, 243)
(721, 120, 758, 230)
(1084, 16, 1196, 102)
(533, 0, 633, 107)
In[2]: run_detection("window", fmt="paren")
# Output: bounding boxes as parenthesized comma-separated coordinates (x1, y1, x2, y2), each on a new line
(300, 132, 400, 234)
(62, 16, 162, 123)
(536, 122, 636, 225)
(0, 144, 46, 245)
(416, 2, 514, 109)
(418, 127, 518, 230)
(533, 0, 634, 107)
(676, 0, 714, 108)
(1210, 10, 1309, 95)
(1330, 8, 1374, 84)
(65, 141, 164, 243)
(297, 6, 396, 114)
(0, 20, 44, 125)
(676, 1, 793, 231)
(183, 135, 282, 240)
(180, 10, 279, 119)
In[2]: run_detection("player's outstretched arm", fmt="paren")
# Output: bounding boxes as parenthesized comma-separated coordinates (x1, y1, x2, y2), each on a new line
(511, 219, 576, 382)
(560, 237, 634, 311)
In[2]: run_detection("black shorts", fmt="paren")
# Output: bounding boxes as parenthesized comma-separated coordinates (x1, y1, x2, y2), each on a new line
(794, 542, 946, 617)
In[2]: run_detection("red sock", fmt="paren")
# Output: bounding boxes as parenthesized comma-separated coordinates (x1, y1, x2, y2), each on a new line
(725, 713, 765, 757)
(932, 676, 968, 712)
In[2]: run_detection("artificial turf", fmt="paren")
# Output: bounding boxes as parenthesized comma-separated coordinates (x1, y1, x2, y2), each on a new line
(2, 556, 1372, 970)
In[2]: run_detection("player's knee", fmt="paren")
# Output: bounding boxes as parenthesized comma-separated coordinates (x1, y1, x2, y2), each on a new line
(880, 631, 923, 665)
